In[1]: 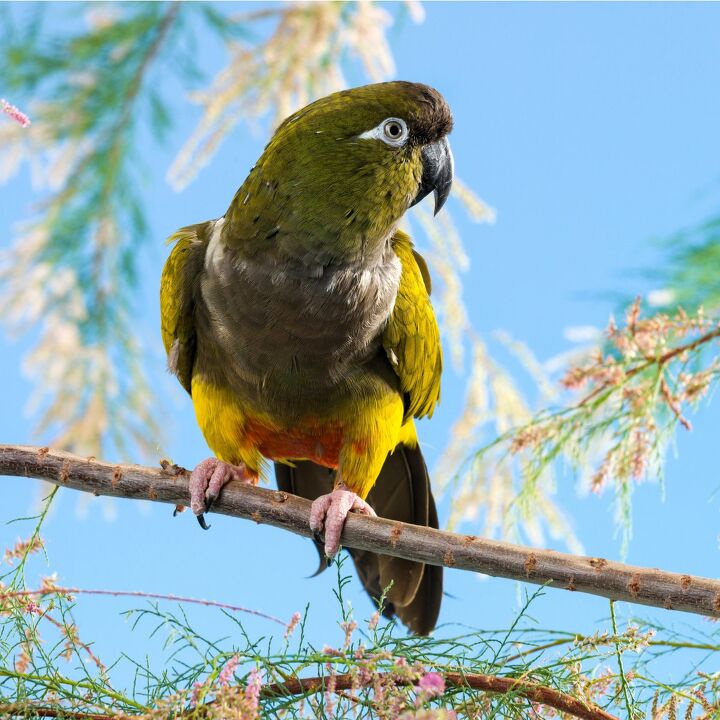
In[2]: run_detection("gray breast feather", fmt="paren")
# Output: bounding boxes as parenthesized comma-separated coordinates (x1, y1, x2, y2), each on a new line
(197, 231, 401, 404)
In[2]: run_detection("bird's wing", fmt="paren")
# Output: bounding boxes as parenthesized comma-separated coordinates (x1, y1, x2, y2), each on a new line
(382, 230, 442, 420)
(160, 223, 209, 395)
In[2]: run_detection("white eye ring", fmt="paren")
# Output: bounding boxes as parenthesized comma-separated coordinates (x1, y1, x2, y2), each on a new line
(359, 117, 409, 147)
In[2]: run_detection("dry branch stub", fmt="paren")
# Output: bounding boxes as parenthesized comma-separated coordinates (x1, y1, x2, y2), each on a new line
(2, 444, 719, 618)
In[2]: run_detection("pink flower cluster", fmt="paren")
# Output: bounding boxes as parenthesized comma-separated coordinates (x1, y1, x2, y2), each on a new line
(1, 98, 31, 128)
(416, 672, 446, 698)
(217, 654, 240, 687)
(189, 660, 263, 717)
(284, 611, 301, 640)
(244, 667, 263, 711)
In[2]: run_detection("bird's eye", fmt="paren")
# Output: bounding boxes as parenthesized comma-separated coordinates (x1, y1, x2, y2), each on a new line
(359, 117, 408, 146)
(380, 118, 408, 146)
(383, 120, 404, 141)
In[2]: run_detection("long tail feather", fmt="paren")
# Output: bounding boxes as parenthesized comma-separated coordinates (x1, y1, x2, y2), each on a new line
(274, 443, 442, 635)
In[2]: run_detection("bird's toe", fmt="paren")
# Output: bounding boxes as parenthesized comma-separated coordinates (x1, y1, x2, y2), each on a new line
(309, 485, 376, 558)
(188, 457, 256, 528)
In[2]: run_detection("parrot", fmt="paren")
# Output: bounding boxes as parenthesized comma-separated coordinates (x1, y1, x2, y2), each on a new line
(160, 81, 453, 635)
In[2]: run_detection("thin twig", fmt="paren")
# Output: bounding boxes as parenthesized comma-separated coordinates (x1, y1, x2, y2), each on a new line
(2, 444, 720, 618)
(504, 634, 720, 664)
(1, 587, 285, 626)
(660, 372, 692, 430)
(610, 600, 635, 718)
(41, 611, 107, 673)
(578, 324, 720, 408)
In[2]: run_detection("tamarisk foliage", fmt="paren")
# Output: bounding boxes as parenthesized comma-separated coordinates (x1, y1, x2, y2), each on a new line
(1, 487, 719, 719)
(452, 303, 720, 552)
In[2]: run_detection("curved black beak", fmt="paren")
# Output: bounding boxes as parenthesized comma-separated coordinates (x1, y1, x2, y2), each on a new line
(410, 136, 454, 215)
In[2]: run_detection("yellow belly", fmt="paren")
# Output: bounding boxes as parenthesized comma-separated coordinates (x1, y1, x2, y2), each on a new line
(191, 375, 417, 499)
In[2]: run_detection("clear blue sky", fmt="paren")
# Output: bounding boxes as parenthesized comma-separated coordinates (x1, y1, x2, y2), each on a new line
(2, 2, 720, 683)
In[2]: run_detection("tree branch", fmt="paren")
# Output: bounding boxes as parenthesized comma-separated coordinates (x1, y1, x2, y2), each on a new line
(2, 444, 719, 619)
(0, 668, 619, 720)
(260, 671, 619, 720)
(0, 707, 110, 720)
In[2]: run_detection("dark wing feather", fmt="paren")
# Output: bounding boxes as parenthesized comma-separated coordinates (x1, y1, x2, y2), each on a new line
(275, 443, 442, 635)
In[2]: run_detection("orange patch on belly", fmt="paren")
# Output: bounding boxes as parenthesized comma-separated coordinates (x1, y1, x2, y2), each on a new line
(244, 416, 345, 469)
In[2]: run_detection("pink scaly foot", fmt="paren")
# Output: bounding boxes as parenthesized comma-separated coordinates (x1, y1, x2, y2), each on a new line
(309, 483, 376, 558)
(187, 458, 256, 530)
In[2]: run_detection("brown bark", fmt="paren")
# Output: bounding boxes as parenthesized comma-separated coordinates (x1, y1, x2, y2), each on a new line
(2, 444, 719, 618)
(261, 670, 619, 720)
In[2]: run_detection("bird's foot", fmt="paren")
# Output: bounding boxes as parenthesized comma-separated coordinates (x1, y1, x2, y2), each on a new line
(309, 484, 376, 558)
(188, 458, 256, 530)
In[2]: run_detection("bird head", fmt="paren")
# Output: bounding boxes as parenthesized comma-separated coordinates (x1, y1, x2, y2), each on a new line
(226, 81, 454, 264)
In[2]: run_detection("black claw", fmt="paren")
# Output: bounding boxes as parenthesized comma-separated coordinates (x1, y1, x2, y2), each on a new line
(173, 508, 180, 517)
(312, 529, 324, 545)
(205, 493, 218, 512)
(196, 514, 211, 531)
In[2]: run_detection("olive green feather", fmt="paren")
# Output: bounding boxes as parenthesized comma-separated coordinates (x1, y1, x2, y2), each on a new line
(159, 223, 208, 394)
